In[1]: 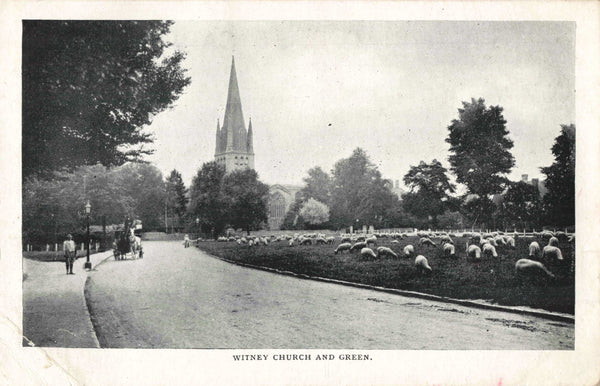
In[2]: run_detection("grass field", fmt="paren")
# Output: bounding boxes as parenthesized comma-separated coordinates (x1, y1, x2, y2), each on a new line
(197, 235, 575, 314)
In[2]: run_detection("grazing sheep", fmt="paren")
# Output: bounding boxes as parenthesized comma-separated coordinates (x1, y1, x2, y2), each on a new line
(548, 237, 559, 247)
(334, 242, 352, 254)
(483, 237, 498, 247)
(236, 239, 242, 245)
(403, 245, 415, 258)
(376, 246, 398, 259)
(248, 239, 254, 247)
(355, 236, 366, 242)
(528, 241, 541, 259)
(288, 238, 295, 247)
(515, 259, 555, 279)
(315, 237, 327, 245)
(494, 236, 506, 246)
(542, 245, 564, 262)
(350, 241, 367, 252)
(419, 237, 437, 247)
(415, 255, 432, 275)
(360, 247, 377, 260)
(340, 236, 352, 243)
(300, 238, 313, 246)
(467, 245, 481, 260)
(366, 235, 377, 246)
(443, 243, 456, 258)
(482, 243, 498, 258)
(440, 235, 453, 244)
(391, 240, 399, 244)
(505, 236, 516, 248)
(326, 236, 336, 244)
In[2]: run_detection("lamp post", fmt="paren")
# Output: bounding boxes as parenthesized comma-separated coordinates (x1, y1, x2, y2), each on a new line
(195, 217, 200, 239)
(84, 201, 92, 270)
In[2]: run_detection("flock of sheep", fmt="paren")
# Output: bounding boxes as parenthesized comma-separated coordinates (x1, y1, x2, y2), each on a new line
(210, 230, 574, 279)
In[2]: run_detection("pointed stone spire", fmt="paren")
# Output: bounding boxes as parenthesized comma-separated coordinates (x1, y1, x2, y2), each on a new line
(247, 117, 254, 154)
(223, 56, 245, 152)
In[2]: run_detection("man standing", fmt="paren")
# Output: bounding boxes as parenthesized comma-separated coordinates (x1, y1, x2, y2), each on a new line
(63, 234, 76, 275)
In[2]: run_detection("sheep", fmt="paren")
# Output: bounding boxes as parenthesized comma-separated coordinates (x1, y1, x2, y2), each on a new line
(288, 238, 295, 247)
(228, 236, 236, 242)
(350, 241, 367, 252)
(528, 241, 541, 259)
(248, 239, 254, 247)
(415, 255, 432, 275)
(240, 237, 247, 244)
(443, 243, 456, 258)
(300, 238, 313, 246)
(360, 247, 377, 260)
(494, 235, 506, 246)
(542, 245, 564, 262)
(403, 244, 415, 258)
(419, 237, 437, 247)
(334, 242, 352, 254)
(391, 240, 399, 244)
(376, 246, 398, 259)
(314, 237, 327, 245)
(483, 237, 498, 247)
(355, 235, 366, 242)
(505, 236, 516, 248)
(440, 235, 453, 244)
(548, 237, 559, 247)
(340, 236, 352, 243)
(467, 244, 481, 260)
(326, 236, 336, 244)
(568, 234, 575, 243)
(366, 235, 377, 246)
(482, 243, 498, 258)
(515, 259, 555, 279)
(236, 239, 242, 245)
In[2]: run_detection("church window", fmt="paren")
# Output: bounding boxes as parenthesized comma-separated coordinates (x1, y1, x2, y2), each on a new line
(270, 192, 286, 219)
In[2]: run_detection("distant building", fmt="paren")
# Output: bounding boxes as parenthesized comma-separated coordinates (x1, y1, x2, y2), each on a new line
(386, 179, 406, 199)
(214, 57, 300, 230)
(520, 174, 547, 198)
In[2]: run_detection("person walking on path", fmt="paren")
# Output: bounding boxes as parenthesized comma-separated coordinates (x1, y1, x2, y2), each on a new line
(183, 234, 190, 248)
(63, 234, 77, 274)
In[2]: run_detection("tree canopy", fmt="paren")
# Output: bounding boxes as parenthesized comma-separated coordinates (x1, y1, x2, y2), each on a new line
(402, 159, 455, 228)
(165, 169, 188, 228)
(187, 162, 228, 236)
(299, 198, 330, 227)
(446, 98, 515, 227)
(22, 20, 191, 178)
(541, 124, 575, 227)
(222, 169, 270, 234)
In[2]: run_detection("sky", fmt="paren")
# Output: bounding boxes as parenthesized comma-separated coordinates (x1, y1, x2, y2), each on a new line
(146, 21, 575, 188)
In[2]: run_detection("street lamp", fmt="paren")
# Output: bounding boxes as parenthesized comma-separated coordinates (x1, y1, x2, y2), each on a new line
(195, 217, 199, 238)
(84, 201, 92, 270)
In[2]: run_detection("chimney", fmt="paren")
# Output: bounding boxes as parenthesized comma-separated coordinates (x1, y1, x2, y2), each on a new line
(521, 174, 528, 182)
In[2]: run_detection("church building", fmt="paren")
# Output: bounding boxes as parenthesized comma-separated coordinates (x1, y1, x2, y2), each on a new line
(214, 57, 300, 229)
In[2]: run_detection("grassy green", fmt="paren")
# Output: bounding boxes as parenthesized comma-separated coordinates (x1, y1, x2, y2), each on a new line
(23, 250, 100, 262)
(197, 235, 574, 314)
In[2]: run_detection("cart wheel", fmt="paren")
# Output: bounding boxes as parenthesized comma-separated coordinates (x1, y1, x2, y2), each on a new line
(139, 249, 143, 258)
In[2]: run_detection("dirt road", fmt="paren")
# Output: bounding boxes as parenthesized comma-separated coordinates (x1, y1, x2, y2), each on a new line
(85, 241, 574, 349)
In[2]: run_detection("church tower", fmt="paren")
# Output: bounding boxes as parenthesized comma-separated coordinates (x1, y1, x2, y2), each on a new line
(214, 56, 255, 172)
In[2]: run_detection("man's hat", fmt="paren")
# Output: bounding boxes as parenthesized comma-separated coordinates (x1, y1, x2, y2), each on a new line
(67, 234, 73, 239)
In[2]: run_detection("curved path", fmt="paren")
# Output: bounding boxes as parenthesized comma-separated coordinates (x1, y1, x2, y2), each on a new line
(85, 241, 574, 349)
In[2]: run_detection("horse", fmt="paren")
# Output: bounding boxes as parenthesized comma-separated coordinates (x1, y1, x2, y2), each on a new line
(129, 228, 143, 258)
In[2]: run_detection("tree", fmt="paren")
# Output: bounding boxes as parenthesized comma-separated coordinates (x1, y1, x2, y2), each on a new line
(299, 198, 330, 228)
(299, 167, 331, 204)
(499, 181, 543, 230)
(188, 162, 228, 237)
(22, 21, 191, 178)
(446, 98, 515, 227)
(541, 124, 575, 227)
(222, 169, 270, 235)
(165, 169, 188, 230)
(401, 159, 455, 228)
(329, 148, 399, 229)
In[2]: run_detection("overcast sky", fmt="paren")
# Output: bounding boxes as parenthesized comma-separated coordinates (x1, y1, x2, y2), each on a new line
(146, 21, 575, 188)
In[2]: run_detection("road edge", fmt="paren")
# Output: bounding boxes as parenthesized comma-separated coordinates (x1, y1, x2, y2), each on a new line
(199, 248, 575, 324)
(82, 253, 115, 349)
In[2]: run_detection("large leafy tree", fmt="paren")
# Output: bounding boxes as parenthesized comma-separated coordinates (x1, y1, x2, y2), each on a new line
(299, 198, 330, 228)
(446, 98, 515, 227)
(187, 162, 228, 237)
(541, 124, 575, 227)
(22, 20, 191, 178)
(222, 169, 270, 235)
(22, 163, 167, 244)
(165, 169, 188, 229)
(329, 148, 399, 229)
(401, 159, 455, 228)
(282, 166, 332, 229)
(498, 181, 543, 230)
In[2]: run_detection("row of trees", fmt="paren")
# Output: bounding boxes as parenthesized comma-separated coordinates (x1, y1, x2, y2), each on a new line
(282, 99, 574, 231)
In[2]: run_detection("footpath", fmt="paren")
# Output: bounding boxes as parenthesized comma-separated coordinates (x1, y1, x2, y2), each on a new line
(22, 251, 113, 348)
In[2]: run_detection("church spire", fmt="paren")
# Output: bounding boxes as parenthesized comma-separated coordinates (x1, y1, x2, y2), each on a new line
(215, 119, 221, 155)
(223, 56, 245, 152)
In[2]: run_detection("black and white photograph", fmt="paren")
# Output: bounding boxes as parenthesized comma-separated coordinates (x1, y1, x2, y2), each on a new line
(2, 1, 600, 385)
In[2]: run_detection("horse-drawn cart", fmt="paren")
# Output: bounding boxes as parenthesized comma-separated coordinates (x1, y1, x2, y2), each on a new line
(112, 219, 143, 260)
